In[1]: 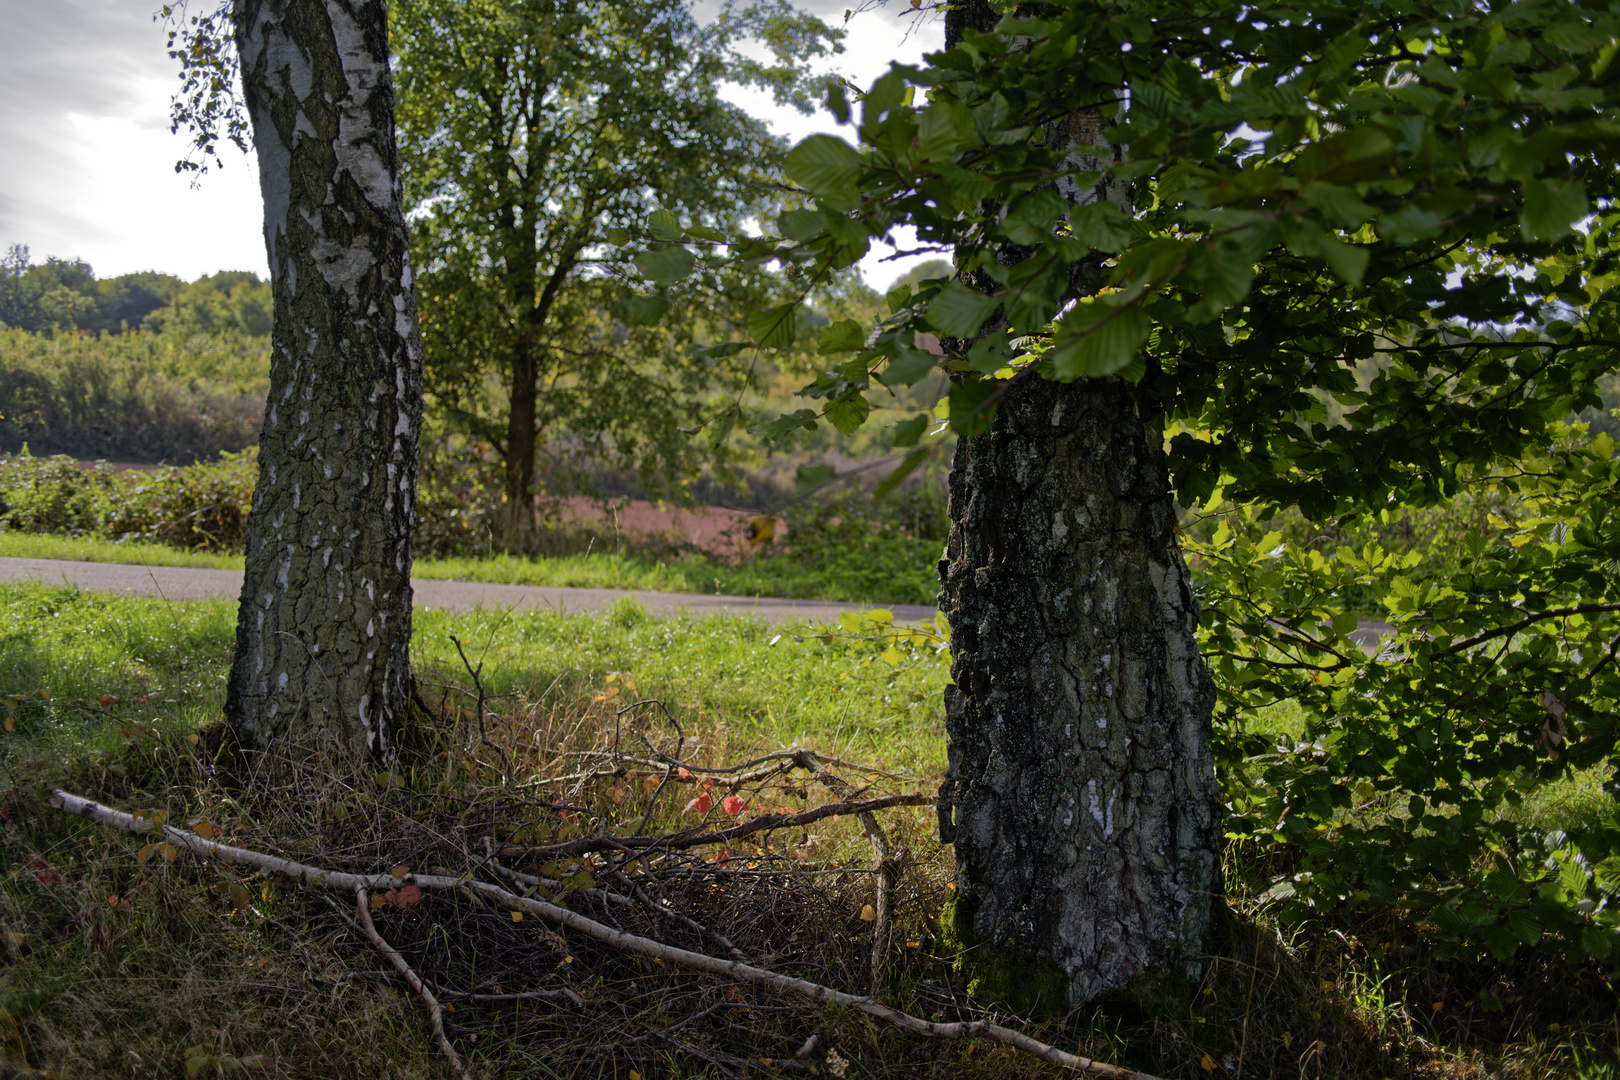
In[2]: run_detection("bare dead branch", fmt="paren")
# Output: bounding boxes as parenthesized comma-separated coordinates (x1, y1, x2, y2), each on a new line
(498, 792, 930, 860)
(53, 789, 1159, 1080)
(350, 886, 469, 1080)
(795, 751, 898, 995)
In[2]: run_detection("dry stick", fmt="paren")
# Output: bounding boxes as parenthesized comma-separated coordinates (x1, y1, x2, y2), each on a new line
(348, 887, 470, 1080)
(795, 751, 897, 996)
(499, 792, 929, 860)
(53, 790, 1158, 1080)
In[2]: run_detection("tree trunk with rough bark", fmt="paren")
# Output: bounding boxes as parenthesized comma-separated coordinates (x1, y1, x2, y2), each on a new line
(936, 0, 1223, 1010)
(225, 0, 422, 769)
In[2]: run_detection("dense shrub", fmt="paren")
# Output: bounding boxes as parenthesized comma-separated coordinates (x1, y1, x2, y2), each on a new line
(0, 328, 266, 462)
(0, 453, 117, 534)
(102, 452, 257, 551)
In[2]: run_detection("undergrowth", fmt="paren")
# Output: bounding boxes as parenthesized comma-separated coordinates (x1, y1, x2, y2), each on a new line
(0, 585, 1612, 1077)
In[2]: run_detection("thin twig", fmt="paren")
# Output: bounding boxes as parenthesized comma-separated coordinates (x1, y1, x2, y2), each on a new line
(54, 789, 1158, 1080)
(796, 751, 897, 995)
(499, 793, 929, 860)
(350, 887, 469, 1080)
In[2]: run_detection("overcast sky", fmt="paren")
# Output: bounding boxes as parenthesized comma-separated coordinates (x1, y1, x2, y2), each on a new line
(0, 0, 942, 288)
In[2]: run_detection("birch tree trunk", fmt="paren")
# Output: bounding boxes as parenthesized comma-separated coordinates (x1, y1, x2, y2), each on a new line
(936, 0, 1223, 1009)
(225, 0, 422, 768)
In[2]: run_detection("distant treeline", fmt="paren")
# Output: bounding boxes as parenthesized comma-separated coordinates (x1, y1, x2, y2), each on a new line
(0, 244, 269, 462)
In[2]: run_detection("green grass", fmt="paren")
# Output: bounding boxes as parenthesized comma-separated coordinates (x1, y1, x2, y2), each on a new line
(0, 532, 941, 606)
(0, 531, 242, 570)
(0, 582, 950, 777)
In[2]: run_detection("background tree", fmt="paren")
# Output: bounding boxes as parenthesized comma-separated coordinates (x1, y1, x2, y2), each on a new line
(644, 0, 1620, 1003)
(392, 0, 840, 544)
(222, 0, 422, 768)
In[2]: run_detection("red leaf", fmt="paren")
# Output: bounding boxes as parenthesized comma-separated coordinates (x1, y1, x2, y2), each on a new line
(676, 767, 692, 779)
(722, 795, 748, 816)
(99, 696, 115, 708)
(684, 794, 713, 814)
(395, 884, 423, 909)
(701, 776, 715, 792)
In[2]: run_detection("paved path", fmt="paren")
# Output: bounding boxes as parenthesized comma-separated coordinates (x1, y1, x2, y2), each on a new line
(0, 557, 939, 625)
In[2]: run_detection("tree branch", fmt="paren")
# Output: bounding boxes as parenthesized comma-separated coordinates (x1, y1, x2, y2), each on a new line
(52, 790, 1158, 1080)
(1427, 602, 1620, 660)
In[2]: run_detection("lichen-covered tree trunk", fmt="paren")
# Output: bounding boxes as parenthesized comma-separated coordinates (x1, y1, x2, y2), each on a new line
(225, 0, 422, 767)
(936, 0, 1222, 1009)
(937, 376, 1222, 1007)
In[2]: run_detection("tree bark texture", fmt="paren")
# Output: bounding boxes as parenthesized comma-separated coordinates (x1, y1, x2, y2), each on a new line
(935, 0, 1223, 1008)
(937, 375, 1222, 1006)
(227, 0, 422, 765)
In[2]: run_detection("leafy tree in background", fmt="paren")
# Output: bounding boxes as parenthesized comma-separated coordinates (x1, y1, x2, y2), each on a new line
(642, 0, 1620, 1004)
(391, 0, 841, 545)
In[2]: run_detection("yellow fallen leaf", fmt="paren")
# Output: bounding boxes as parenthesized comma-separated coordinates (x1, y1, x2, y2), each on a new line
(1199, 1054, 1217, 1072)
(511, 911, 523, 923)
(187, 732, 198, 745)
(629, 1072, 641, 1080)
(859, 905, 876, 922)
(193, 821, 214, 841)
(391, 865, 410, 880)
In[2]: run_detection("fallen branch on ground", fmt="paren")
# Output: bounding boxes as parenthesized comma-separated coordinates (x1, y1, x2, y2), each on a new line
(52, 789, 1159, 1080)
(498, 792, 930, 860)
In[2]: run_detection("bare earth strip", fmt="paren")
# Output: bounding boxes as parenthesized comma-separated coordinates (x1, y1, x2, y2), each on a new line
(0, 556, 939, 625)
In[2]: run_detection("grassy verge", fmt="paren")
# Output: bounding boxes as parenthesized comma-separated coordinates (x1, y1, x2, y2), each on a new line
(0, 584, 1613, 1078)
(0, 532, 942, 605)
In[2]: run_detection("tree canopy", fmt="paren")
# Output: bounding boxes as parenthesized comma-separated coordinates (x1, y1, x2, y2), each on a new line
(392, 0, 843, 531)
(636, 0, 1620, 965)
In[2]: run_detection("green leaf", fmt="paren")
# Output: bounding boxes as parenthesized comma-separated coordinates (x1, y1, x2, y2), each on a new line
(818, 319, 866, 354)
(1520, 178, 1589, 241)
(947, 379, 1000, 436)
(1507, 909, 1542, 946)
(795, 463, 835, 494)
(875, 447, 931, 498)
(647, 209, 682, 243)
(784, 135, 865, 201)
(778, 209, 826, 242)
(1295, 126, 1395, 183)
(604, 227, 630, 246)
(761, 409, 817, 442)
(917, 100, 977, 160)
(967, 333, 1011, 374)
(1002, 190, 1068, 246)
(621, 294, 669, 326)
(824, 391, 871, 435)
(1070, 200, 1136, 252)
(1378, 205, 1443, 246)
(926, 280, 1000, 339)
(1581, 927, 1614, 959)
(826, 81, 851, 124)
(1049, 299, 1149, 378)
(891, 415, 928, 447)
(632, 246, 695, 287)
(1481, 925, 1519, 962)
(876, 347, 937, 387)
(748, 303, 799, 350)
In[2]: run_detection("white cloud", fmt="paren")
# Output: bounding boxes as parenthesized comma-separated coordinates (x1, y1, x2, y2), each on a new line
(0, 0, 942, 288)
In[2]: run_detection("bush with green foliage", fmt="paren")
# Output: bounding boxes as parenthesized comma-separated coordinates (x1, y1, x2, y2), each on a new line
(0, 328, 265, 462)
(1192, 423, 1620, 971)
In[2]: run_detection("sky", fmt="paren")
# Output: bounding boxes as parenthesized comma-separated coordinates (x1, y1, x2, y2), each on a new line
(0, 0, 943, 289)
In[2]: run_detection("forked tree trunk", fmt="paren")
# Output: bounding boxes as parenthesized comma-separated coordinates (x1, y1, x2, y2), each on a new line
(936, 0, 1223, 1008)
(226, 0, 422, 767)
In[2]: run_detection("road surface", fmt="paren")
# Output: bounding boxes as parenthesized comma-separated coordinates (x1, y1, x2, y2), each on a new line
(0, 556, 938, 625)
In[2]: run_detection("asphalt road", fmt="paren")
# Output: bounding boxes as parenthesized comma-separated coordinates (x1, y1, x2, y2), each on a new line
(0, 556, 939, 626)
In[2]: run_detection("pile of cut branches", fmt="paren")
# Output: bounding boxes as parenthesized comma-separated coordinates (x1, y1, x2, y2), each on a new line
(51, 722, 1153, 1080)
